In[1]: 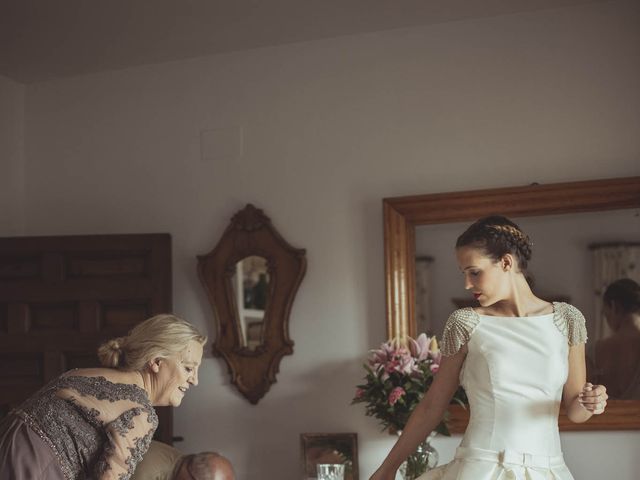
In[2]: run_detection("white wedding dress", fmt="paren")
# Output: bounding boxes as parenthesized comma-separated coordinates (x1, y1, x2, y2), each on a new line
(417, 302, 587, 480)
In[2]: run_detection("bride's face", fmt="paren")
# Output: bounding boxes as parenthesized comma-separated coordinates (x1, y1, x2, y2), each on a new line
(456, 246, 510, 306)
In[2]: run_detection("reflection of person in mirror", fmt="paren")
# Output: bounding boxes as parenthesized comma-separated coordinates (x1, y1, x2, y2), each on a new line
(370, 215, 608, 480)
(594, 278, 640, 399)
(253, 273, 269, 310)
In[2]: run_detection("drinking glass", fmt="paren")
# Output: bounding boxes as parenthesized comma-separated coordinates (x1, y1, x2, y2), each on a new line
(316, 463, 345, 480)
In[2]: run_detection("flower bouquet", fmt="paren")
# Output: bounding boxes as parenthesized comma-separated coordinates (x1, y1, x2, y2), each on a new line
(352, 334, 467, 478)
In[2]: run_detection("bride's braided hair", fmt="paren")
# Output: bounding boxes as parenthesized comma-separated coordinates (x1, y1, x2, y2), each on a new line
(456, 215, 533, 272)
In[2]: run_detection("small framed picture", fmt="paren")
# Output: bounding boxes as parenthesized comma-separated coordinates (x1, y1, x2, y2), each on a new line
(300, 432, 358, 480)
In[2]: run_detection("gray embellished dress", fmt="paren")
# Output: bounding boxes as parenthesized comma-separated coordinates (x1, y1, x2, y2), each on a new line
(0, 374, 158, 480)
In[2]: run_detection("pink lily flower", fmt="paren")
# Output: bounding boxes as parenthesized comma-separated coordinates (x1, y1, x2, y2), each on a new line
(388, 386, 406, 406)
(408, 333, 431, 362)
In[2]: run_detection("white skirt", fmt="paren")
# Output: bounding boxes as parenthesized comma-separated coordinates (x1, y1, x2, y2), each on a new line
(417, 446, 574, 480)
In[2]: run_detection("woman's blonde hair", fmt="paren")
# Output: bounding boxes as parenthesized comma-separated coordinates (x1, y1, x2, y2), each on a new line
(97, 314, 207, 371)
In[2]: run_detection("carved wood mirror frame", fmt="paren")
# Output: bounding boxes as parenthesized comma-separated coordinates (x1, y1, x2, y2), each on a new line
(383, 176, 640, 432)
(198, 204, 306, 404)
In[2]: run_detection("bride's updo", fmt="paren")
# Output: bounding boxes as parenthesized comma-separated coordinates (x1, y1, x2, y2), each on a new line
(456, 215, 533, 273)
(97, 314, 207, 371)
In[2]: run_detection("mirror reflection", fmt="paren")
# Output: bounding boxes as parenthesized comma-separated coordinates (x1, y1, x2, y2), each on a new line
(414, 208, 639, 398)
(231, 255, 270, 350)
(594, 278, 640, 399)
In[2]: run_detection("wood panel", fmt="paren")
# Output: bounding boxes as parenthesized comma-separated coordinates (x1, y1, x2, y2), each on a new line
(0, 234, 173, 442)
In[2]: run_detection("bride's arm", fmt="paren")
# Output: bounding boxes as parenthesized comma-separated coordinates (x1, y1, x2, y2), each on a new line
(369, 347, 466, 480)
(562, 343, 608, 423)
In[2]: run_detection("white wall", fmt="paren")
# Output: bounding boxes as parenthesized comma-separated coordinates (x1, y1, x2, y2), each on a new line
(0, 74, 25, 234)
(13, 1, 640, 478)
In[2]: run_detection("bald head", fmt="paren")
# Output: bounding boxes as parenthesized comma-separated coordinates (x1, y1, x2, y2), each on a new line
(175, 452, 235, 480)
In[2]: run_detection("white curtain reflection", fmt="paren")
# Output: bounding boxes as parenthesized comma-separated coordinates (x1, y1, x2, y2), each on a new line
(415, 256, 434, 336)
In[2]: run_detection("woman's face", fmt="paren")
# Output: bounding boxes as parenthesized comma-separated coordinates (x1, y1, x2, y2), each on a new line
(154, 339, 203, 407)
(456, 246, 510, 307)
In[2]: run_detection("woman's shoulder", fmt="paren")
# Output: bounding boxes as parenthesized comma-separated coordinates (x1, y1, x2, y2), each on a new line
(446, 307, 480, 323)
(61, 369, 150, 403)
(443, 308, 480, 338)
(65, 367, 137, 382)
(551, 301, 586, 324)
(552, 301, 584, 317)
(551, 302, 588, 345)
(441, 308, 480, 356)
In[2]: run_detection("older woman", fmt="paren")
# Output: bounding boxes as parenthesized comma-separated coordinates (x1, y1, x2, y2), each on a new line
(0, 314, 206, 480)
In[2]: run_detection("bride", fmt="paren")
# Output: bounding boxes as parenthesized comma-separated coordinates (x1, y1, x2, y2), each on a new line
(370, 215, 608, 480)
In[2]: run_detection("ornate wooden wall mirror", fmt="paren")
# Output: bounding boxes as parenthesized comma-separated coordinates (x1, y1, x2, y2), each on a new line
(383, 176, 640, 432)
(198, 204, 307, 404)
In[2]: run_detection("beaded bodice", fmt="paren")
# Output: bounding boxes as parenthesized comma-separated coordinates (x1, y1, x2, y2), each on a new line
(14, 374, 158, 480)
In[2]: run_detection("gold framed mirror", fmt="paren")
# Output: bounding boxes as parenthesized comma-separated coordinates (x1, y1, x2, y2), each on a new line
(198, 204, 307, 404)
(383, 176, 640, 432)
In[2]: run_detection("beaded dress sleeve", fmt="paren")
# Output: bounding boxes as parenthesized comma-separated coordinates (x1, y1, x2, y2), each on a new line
(552, 302, 588, 346)
(440, 308, 480, 357)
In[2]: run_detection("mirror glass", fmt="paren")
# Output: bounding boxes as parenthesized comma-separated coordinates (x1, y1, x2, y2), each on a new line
(414, 208, 640, 398)
(231, 255, 270, 350)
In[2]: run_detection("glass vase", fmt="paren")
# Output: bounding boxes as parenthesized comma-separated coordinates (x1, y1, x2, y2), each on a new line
(398, 432, 438, 480)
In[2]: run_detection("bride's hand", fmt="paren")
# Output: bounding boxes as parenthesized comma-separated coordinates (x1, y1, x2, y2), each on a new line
(578, 382, 608, 414)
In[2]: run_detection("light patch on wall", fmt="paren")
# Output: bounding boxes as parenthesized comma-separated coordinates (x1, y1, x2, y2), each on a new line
(200, 126, 243, 162)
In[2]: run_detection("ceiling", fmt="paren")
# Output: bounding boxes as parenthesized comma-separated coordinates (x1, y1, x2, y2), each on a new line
(0, 0, 606, 84)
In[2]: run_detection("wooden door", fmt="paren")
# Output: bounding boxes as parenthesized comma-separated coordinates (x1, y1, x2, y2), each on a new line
(0, 234, 174, 443)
